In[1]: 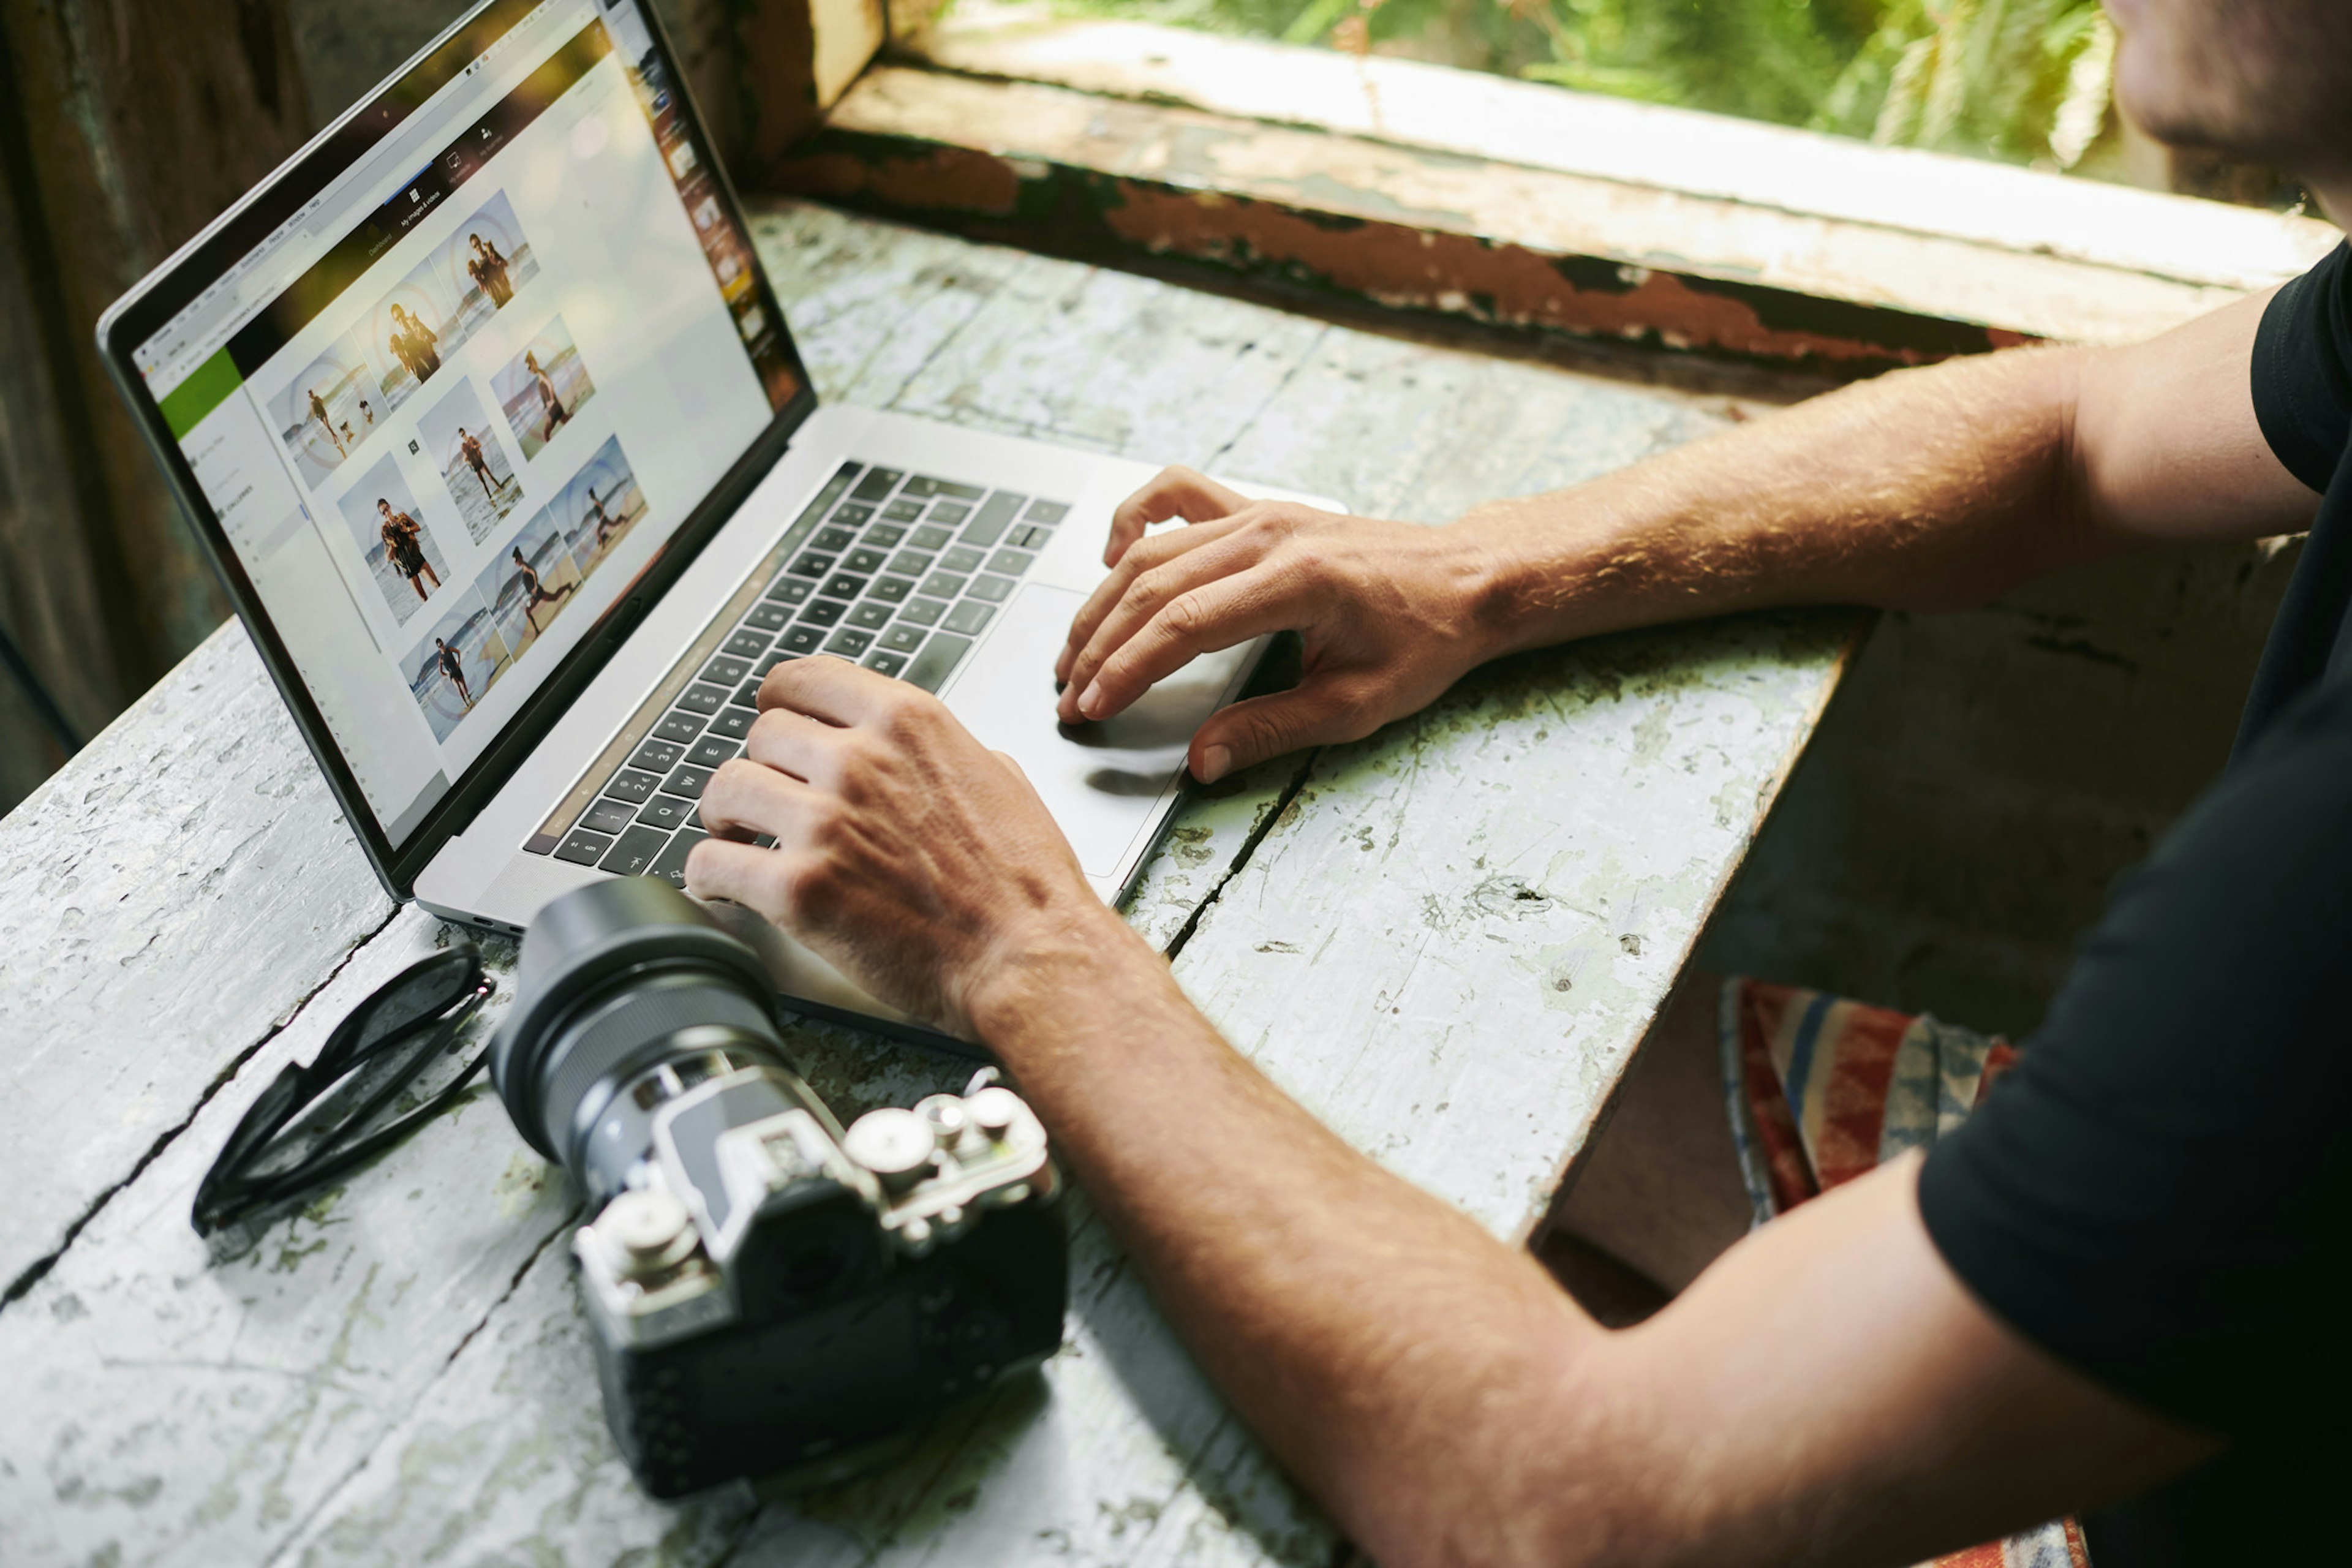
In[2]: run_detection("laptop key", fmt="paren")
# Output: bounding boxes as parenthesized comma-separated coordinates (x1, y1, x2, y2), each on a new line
(1025, 500, 1069, 524)
(798, 598, 843, 627)
(870, 575, 914, 604)
(579, 799, 637, 836)
(754, 651, 794, 677)
(968, 573, 1015, 605)
(687, 736, 739, 768)
(676, 682, 728, 715)
(790, 551, 837, 578)
(847, 601, 892, 630)
(725, 630, 772, 660)
(898, 596, 948, 627)
(636, 794, 694, 832)
(879, 623, 926, 654)
(813, 525, 857, 552)
(844, 547, 889, 575)
(824, 628, 874, 657)
(943, 600, 996, 635)
(731, 680, 764, 709)
(940, 545, 986, 574)
(930, 502, 971, 526)
(745, 601, 792, 631)
(850, 469, 901, 502)
(862, 650, 908, 679)
(834, 502, 875, 526)
(919, 570, 969, 600)
(864, 523, 907, 548)
(664, 763, 715, 800)
(654, 709, 707, 744)
(888, 549, 934, 576)
(605, 768, 661, 804)
(821, 573, 869, 600)
(708, 706, 755, 742)
(1006, 525, 1050, 550)
(649, 829, 708, 890)
(780, 625, 824, 655)
(961, 492, 1025, 547)
(987, 548, 1035, 576)
(701, 654, 752, 686)
(556, 828, 614, 865)
(597, 825, 672, 877)
(629, 737, 684, 774)
(910, 523, 954, 551)
(881, 500, 923, 522)
(766, 576, 813, 605)
(905, 633, 973, 693)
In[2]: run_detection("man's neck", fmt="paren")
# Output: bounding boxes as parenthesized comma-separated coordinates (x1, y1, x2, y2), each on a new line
(2312, 181, 2351, 233)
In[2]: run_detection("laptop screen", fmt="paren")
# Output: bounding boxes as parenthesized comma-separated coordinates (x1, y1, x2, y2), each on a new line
(122, 0, 799, 851)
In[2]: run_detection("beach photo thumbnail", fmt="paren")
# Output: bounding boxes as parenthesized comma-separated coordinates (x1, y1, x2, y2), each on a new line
(416, 380, 523, 543)
(336, 456, 452, 625)
(442, 190, 539, 324)
(491, 316, 596, 461)
(475, 504, 583, 663)
(401, 589, 513, 743)
(366, 251, 469, 402)
(557, 435, 647, 578)
(268, 328, 384, 489)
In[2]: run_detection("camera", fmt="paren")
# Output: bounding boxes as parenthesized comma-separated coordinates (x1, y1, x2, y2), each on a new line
(492, 879, 1068, 1498)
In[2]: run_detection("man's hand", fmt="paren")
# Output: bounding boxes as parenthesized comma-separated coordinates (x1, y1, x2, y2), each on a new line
(1056, 466, 1506, 782)
(684, 657, 1119, 1036)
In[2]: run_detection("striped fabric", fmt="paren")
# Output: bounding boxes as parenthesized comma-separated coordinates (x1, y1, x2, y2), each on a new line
(1716, 978, 2082, 1568)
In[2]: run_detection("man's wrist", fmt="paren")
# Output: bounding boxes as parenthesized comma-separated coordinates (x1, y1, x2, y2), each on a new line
(961, 901, 1167, 1052)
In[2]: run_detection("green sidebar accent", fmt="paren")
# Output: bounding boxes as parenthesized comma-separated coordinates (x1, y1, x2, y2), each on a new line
(159, 348, 243, 439)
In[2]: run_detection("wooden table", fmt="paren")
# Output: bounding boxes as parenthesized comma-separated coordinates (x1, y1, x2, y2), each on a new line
(0, 202, 1855, 1567)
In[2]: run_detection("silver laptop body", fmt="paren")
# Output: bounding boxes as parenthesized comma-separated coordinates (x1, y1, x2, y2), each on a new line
(97, 0, 1330, 1047)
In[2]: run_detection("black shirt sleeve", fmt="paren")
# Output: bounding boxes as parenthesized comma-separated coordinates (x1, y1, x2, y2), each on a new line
(1917, 680, 2352, 1436)
(2252, 240, 2352, 496)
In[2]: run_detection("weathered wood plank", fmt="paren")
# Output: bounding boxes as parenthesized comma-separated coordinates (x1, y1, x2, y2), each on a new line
(0, 203, 1841, 1568)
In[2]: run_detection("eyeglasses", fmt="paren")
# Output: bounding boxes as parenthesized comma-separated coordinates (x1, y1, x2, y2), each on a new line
(192, 943, 496, 1236)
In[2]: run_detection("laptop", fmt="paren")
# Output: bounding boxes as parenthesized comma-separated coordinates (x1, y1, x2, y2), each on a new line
(97, 0, 1332, 1047)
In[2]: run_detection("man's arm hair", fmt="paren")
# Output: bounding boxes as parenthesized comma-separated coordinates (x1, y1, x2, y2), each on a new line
(971, 940, 2218, 1568)
(1473, 287, 2322, 655)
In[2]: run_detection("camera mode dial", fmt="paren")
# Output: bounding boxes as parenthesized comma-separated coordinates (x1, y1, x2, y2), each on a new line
(843, 1107, 938, 1194)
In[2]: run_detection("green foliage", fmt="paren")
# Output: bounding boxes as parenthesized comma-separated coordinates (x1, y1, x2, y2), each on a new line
(1033, 0, 2117, 174)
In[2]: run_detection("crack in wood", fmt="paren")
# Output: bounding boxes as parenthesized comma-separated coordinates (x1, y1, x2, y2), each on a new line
(0, 899, 404, 1313)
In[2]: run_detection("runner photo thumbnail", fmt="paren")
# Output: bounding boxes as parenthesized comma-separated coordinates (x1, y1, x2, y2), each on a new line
(475, 504, 582, 663)
(415, 380, 523, 543)
(491, 316, 596, 461)
(401, 588, 513, 743)
(368, 251, 469, 401)
(443, 191, 538, 322)
(557, 435, 647, 577)
(268, 328, 381, 488)
(336, 456, 453, 626)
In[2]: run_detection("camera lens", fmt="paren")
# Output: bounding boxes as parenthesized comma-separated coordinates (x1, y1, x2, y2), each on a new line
(492, 879, 790, 1204)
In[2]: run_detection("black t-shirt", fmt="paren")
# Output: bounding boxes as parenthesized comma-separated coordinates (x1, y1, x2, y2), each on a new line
(1918, 241, 2352, 1565)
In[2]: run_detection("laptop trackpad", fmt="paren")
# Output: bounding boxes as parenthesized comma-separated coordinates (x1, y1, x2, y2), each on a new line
(940, 584, 1249, 879)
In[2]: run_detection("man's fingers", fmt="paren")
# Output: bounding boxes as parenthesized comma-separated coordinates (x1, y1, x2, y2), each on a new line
(1058, 530, 1272, 719)
(1057, 512, 1253, 686)
(684, 837, 803, 925)
(1189, 682, 1378, 783)
(741, 705, 843, 787)
(757, 652, 902, 727)
(1104, 466, 1248, 566)
(696, 753, 815, 842)
(1079, 570, 1295, 723)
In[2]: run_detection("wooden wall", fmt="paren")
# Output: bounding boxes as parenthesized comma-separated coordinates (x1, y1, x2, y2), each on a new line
(0, 0, 834, 815)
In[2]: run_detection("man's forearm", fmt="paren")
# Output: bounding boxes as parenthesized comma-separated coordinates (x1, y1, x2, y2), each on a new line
(970, 920, 1629, 1567)
(1465, 345, 2100, 657)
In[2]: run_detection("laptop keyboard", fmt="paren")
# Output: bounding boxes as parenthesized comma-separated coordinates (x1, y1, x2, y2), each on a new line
(523, 460, 1071, 886)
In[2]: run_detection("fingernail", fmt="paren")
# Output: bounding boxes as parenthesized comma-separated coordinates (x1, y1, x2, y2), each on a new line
(1078, 679, 1103, 717)
(1199, 744, 1233, 783)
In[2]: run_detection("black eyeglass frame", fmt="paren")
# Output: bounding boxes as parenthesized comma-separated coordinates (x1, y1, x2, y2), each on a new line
(192, 944, 496, 1235)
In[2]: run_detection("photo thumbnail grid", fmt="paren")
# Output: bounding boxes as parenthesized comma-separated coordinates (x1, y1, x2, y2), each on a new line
(401, 432, 647, 739)
(417, 379, 524, 543)
(266, 189, 541, 493)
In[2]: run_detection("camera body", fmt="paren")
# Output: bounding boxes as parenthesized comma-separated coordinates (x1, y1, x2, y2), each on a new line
(495, 880, 1067, 1498)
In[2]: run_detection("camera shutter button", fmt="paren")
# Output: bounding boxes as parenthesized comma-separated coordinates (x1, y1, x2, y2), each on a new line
(967, 1087, 1022, 1140)
(601, 1189, 696, 1278)
(844, 1107, 938, 1193)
